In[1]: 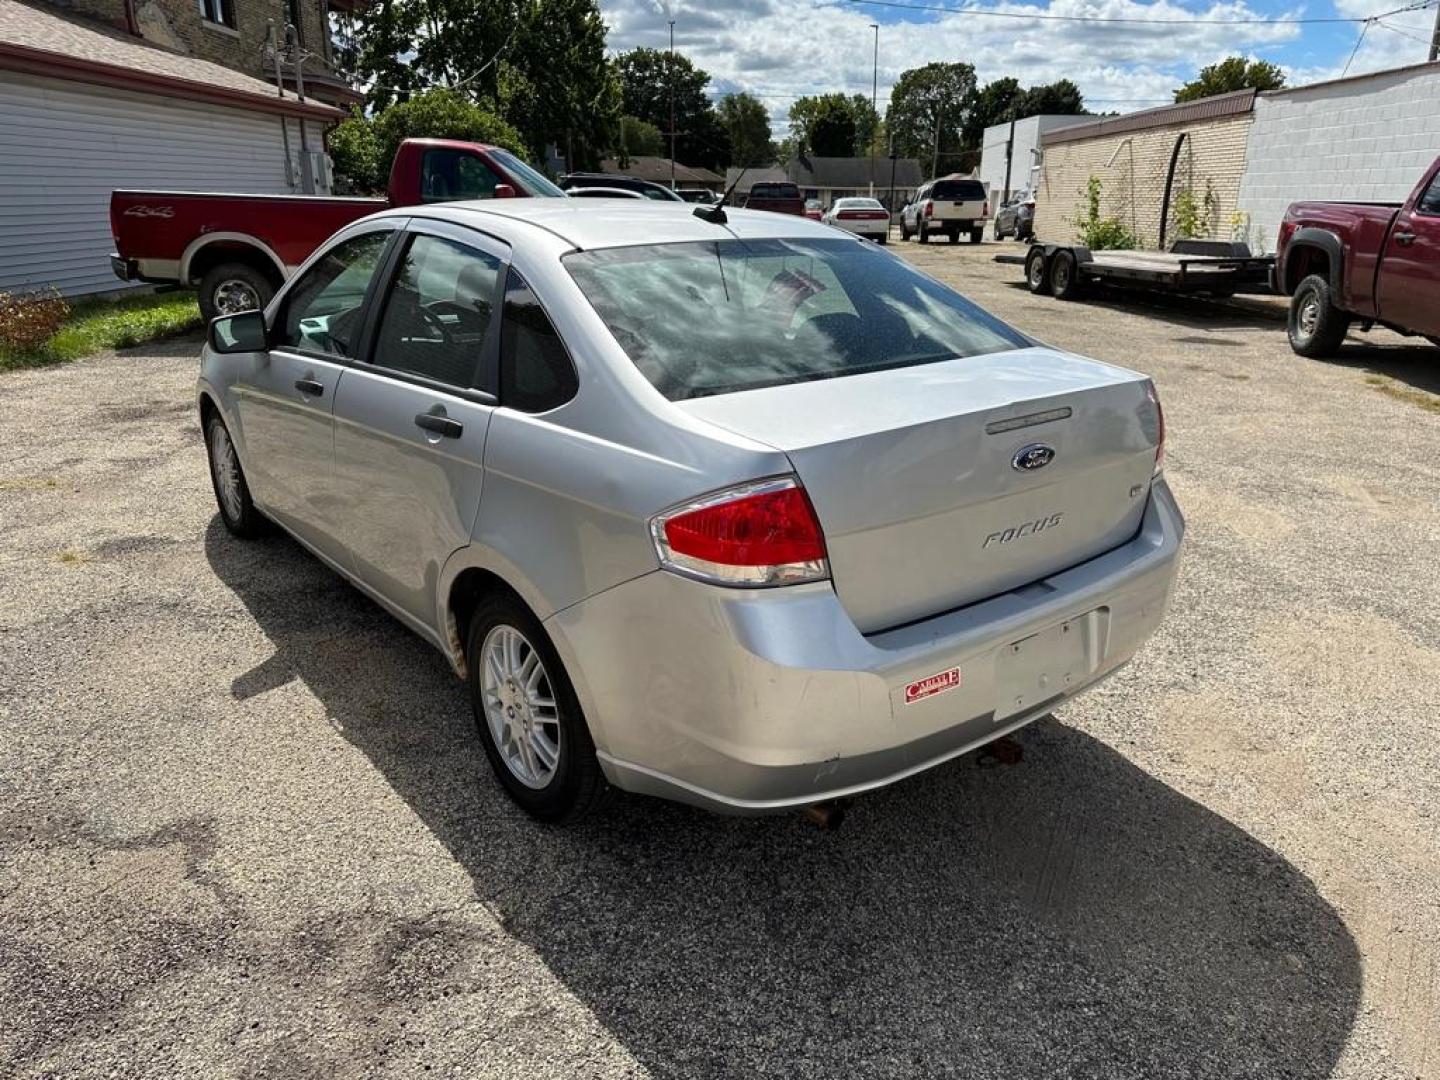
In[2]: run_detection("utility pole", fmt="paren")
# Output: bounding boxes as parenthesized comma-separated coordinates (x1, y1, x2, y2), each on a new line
(1430, 0, 1439, 62)
(668, 19, 677, 190)
(931, 108, 940, 178)
(1003, 117, 1015, 201)
(887, 138, 898, 220)
(869, 23, 878, 197)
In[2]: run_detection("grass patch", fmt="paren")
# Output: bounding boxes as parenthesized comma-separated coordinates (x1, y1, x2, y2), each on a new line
(1365, 374, 1440, 415)
(0, 291, 202, 373)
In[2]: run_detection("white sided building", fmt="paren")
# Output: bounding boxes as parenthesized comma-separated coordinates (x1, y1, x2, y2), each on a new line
(979, 115, 1091, 203)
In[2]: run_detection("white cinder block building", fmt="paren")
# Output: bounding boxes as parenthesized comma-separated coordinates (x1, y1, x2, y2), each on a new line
(979, 115, 1091, 203)
(1235, 62, 1440, 254)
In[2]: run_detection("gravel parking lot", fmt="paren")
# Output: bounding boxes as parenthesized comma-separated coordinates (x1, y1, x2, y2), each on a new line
(3, 239, 1438, 1079)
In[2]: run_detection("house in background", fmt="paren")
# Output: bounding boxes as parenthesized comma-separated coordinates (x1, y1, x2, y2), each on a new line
(0, 0, 351, 298)
(597, 156, 726, 194)
(724, 156, 925, 210)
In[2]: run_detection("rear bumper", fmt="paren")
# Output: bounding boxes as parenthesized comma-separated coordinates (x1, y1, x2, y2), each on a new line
(548, 479, 1185, 814)
(110, 253, 137, 282)
(831, 219, 889, 238)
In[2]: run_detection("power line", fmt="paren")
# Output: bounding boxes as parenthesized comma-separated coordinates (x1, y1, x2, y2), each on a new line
(842, 0, 1436, 27)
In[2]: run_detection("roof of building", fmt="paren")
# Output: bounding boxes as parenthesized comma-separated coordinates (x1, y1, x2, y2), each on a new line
(1042, 89, 1256, 147)
(788, 154, 925, 189)
(0, 0, 343, 121)
(598, 156, 725, 185)
(723, 166, 789, 192)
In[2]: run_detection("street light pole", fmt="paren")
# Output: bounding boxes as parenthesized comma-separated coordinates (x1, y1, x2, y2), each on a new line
(668, 19, 677, 191)
(1429, 0, 1439, 61)
(869, 23, 878, 197)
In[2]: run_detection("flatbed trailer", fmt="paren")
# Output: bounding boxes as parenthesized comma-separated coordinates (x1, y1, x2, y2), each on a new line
(1004, 240, 1275, 301)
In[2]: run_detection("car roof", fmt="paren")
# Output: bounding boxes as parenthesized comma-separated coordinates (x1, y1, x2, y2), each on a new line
(402, 200, 850, 251)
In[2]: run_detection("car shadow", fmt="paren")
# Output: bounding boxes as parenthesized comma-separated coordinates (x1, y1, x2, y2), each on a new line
(1323, 340, 1440, 396)
(1003, 280, 1289, 334)
(206, 519, 1362, 1079)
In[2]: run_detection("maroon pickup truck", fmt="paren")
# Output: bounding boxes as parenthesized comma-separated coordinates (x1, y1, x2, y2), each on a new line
(742, 181, 806, 216)
(110, 139, 564, 320)
(1275, 157, 1440, 357)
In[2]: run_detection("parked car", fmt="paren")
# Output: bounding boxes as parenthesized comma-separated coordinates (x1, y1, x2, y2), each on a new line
(111, 139, 565, 321)
(677, 189, 720, 204)
(993, 191, 1035, 241)
(823, 196, 890, 243)
(565, 187, 645, 199)
(1275, 157, 1440, 357)
(558, 173, 685, 202)
(743, 182, 806, 215)
(199, 201, 1183, 822)
(900, 177, 990, 244)
(803, 198, 824, 221)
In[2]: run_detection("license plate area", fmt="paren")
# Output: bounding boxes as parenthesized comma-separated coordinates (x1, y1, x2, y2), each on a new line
(995, 607, 1109, 719)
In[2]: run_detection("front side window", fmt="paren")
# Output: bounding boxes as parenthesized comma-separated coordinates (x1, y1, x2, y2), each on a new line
(565, 237, 1027, 401)
(1418, 173, 1440, 216)
(500, 272, 577, 412)
(422, 150, 502, 202)
(198, 0, 236, 28)
(370, 234, 501, 388)
(277, 231, 390, 357)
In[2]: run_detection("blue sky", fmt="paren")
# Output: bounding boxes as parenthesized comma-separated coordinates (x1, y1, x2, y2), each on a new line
(597, 0, 1437, 135)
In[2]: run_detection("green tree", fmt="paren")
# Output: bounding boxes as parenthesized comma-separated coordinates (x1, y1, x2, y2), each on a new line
(848, 94, 883, 158)
(330, 89, 527, 193)
(788, 93, 857, 157)
(1174, 57, 1285, 103)
(717, 92, 774, 167)
(963, 77, 1026, 149)
(884, 62, 977, 175)
(614, 47, 729, 170)
(618, 115, 665, 159)
(1020, 79, 1086, 117)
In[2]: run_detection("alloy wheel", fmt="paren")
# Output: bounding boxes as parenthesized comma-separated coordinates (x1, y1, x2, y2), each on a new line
(480, 625, 561, 789)
(209, 423, 244, 523)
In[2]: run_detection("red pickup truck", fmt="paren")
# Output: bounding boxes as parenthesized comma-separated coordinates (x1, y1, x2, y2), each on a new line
(742, 181, 806, 216)
(1275, 157, 1440, 357)
(110, 138, 564, 320)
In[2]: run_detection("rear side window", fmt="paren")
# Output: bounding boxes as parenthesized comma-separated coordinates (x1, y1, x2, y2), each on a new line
(370, 234, 501, 388)
(500, 272, 577, 412)
(931, 180, 987, 201)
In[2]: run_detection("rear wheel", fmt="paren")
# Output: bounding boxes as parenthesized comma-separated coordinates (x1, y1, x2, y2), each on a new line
(876, 232, 888, 245)
(949, 229, 960, 244)
(1050, 250, 1084, 300)
(918, 221, 930, 244)
(1288, 274, 1350, 358)
(1025, 248, 1050, 295)
(205, 412, 267, 538)
(198, 262, 274, 323)
(467, 593, 609, 823)
(970, 227, 984, 244)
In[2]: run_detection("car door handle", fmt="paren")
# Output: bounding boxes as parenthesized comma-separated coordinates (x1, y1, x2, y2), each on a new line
(294, 378, 324, 397)
(1395, 232, 1416, 246)
(414, 412, 463, 438)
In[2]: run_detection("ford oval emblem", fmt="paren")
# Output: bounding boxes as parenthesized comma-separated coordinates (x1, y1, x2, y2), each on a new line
(1012, 443, 1056, 471)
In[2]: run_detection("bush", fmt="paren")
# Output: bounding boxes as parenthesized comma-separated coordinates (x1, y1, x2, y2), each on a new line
(331, 90, 531, 194)
(0, 290, 201, 372)
(1075, 176, 1138, 251)
(0, 287, 69, 351)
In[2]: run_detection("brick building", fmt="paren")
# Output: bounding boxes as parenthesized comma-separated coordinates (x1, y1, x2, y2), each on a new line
(0, 0, 345, 296)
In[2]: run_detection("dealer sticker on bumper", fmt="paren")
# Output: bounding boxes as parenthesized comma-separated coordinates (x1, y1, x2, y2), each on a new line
(904, 667, 962, 704)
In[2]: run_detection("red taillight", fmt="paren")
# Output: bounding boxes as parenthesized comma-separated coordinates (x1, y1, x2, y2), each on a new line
(923, 200, 933, 218)
(1148, 382, 1165, 476)
(982, 201, 990, 218)
(650, 477, 829, 587)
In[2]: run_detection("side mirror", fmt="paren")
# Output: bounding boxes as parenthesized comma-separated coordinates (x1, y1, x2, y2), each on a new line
(209, 309, 267, 353)
(493, 183, 517, 199)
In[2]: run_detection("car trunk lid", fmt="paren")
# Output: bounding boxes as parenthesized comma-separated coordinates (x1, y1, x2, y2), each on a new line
(677, 348, 1160, 633)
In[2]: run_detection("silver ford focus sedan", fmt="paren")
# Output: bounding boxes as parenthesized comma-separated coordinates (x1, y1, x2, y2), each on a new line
(199, 200, 1183, 822)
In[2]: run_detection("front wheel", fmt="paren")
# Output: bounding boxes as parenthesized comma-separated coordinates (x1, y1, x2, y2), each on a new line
(993, 221, 1004, 241)
(1288, 274, 1351, 358)
(198, 262, 275, 323)
(205, 412, 267, 538)
(468, 594, 609, 823)
(900, 216, 912, 241)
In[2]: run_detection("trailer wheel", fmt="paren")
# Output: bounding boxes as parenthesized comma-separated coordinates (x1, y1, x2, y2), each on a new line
(1288, 274, 1350, 358)
(1050, 250, 1084, 300)
(199, 262, 274, 322)
(1025, 248, 1050, 295)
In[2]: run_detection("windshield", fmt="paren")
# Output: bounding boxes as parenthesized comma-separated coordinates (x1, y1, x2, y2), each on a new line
(491, 149, 566, 197)
(565, 238, 1027, 401)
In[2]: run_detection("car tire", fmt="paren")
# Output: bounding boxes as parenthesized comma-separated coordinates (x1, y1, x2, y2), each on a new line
(993, 221, 1003, 241)
(1050, 250, 1084, 300)
(199, 262, 275, 323)
(1288, 274, 1351, 358)
(1025, 247, 1050, 295)
(204, 412, 268, 539)
(467, 592, 609, 823)
(900, 216, 912, 241)
(949, 229, 960, 244)
(918, 221, 929, 244)
(970, 227, 984, 244)
(877, 232, 888, 245)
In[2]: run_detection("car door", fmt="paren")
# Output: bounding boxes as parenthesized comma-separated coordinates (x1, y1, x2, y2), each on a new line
(329, 220, 506, 633)
(1376, 169, 1440, 338)
(232, 224, 395, 565)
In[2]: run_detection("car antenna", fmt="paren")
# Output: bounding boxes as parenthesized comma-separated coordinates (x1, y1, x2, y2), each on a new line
(695, 167, 746, 225)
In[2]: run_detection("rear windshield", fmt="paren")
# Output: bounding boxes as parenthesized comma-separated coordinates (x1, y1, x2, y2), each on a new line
(750, 184, 800, 199)
(931, 180, 987, 201)
(564, 238, 1026, 401)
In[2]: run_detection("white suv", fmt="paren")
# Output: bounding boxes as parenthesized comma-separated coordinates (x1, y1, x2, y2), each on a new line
(901, 178, 991, 244)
